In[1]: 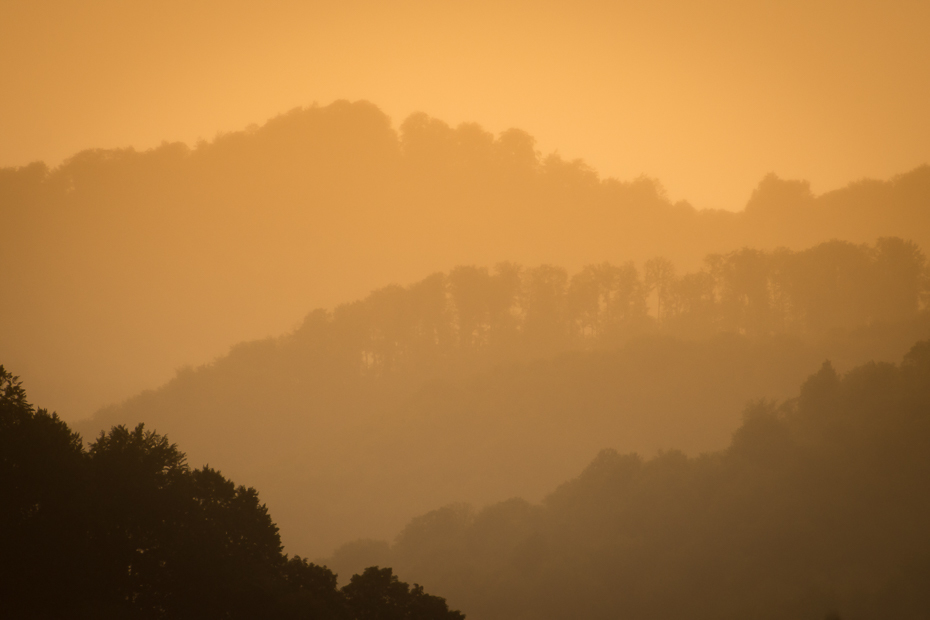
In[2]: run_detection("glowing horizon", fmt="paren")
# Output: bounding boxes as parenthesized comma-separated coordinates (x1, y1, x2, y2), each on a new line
(3, 0, 928, 211)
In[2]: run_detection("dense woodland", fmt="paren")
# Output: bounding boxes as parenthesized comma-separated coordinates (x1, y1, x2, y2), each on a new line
(6, 341, 930, 618)
(3, 100, 930, 420)
(260, 236, 927, 370)
(4, 100, 930, 618)
(321, 343, 930, 620)
(79, 238, 930, 556)
(0, 366, 463, 619)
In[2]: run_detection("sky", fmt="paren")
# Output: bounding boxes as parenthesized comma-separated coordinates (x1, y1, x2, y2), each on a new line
(2, 0, 929, 210)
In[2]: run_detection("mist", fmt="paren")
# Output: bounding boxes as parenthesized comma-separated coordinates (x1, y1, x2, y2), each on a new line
(3, 102, 929, 421)
(3, 2, 930, 618)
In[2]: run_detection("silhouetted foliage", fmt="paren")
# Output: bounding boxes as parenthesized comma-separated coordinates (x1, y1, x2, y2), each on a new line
(79, 237, 930, 556)
(0, 366, 86, 617)
(132, 238, 928, 385)
(0, 368, 464, 619)
(5, 100, 929, 620)
(334, 342, 930, 620)
(4, 99, 930, 425)
(343, 567, 465, 620)
(287, 239, 929, 369)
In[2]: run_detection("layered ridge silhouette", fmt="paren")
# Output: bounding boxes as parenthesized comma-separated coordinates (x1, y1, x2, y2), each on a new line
(77, 239, 930, 556)
(0, 366, 464, 619)
(3, 100, 930, 420)
(324, 342, 930, 620)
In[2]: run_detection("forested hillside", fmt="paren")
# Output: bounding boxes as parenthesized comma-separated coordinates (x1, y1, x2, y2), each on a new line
(325, 342, 930, 620)
(7, 4, 930, 618)
(0, 366, 463, 619)
(78, 238, 930, 557)
(3, 99, 930, 419)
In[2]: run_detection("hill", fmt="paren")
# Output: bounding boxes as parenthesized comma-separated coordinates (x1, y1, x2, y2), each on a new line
(325, 342, 930, 619)
(77, 239, 930, 556)
(3, 99, 930, 419)
(0, 366, 463, 619)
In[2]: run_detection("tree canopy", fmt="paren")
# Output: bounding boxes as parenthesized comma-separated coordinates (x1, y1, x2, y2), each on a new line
(0, 366, 463, 619)
(327, 342, 930, 619)
(79, 237, 930, 556)
(4, 99, 930, 423)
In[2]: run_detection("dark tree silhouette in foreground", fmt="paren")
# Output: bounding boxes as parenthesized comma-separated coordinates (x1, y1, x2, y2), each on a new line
(343, 567, 465, 620)
(0, 365, 87, 617)
(0, 365, 464, 619)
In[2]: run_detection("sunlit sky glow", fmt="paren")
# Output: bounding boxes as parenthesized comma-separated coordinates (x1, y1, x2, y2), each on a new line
(2, 0, 929, 209)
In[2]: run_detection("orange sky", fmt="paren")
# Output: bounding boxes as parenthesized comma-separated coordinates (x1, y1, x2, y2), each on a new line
(2, 0, 928, 210)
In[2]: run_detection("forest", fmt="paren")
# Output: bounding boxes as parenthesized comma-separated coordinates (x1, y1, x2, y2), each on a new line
(75, 237, 930, 558)
(5, 339, 930, 618)
(3, 100, 930, 421)
(0, 366, 463, 619)
(3, 101, 930, 619)
(324, 342, 930, 619)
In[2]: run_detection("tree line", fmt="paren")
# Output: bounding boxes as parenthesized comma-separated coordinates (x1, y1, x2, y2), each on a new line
(82, 237, 930, 558)
(4, 98, 930, 423)
(0, 366, 464, 619)
(292, 237, 926, 380)
(325, 342, 930, 620)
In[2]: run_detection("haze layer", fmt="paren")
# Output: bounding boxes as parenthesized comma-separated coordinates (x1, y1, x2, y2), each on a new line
(4, 101, 930, 419)
(3, 0, 929, 209)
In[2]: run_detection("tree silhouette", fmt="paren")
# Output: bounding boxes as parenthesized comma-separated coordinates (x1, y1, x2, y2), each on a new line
(644, 256, 675, 324)
(343, 567, 464, 620)
(374, 341, 930, 619)
(0, 366, 87, 617)
(1, 368, 466, 618)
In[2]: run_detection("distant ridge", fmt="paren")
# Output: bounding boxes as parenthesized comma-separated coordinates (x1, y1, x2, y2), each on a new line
(3, 100, 929, 424)
(76, 238, 930, 556)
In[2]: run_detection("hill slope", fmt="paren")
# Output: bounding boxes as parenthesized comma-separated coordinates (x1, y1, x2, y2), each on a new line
(3, 100, 930, 418)
(329, 342, 930, 620)
(77, 239, 930, 556)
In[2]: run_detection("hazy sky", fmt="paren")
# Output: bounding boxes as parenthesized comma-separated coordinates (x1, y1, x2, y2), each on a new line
(2, 0, 928, 210)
